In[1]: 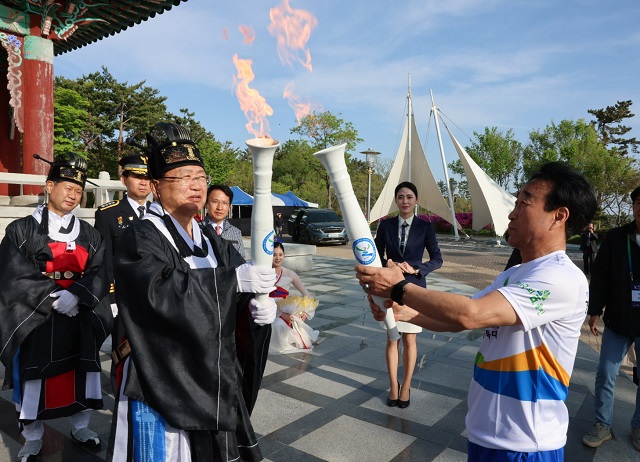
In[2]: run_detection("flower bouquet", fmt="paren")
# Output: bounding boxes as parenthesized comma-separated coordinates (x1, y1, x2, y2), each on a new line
(271, 295, 320, 354)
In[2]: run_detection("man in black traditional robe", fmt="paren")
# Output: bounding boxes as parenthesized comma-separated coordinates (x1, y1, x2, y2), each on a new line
(202, 183, 272, 416)
(0, 153, 111, 461)
(108, 123, 277, 462)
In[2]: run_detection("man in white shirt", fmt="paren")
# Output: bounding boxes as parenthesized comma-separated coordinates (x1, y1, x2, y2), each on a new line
(357, 162, 597, 461)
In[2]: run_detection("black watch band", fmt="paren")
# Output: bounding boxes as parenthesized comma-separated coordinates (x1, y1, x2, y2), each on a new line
(391, 280, 410, 305)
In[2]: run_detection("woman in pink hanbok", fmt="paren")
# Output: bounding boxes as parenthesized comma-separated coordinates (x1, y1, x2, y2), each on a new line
(269, 242, 319, 354)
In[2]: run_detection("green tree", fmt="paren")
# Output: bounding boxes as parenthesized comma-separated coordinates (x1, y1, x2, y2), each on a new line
(226, 155, 254, 194)
(55, 67, 168, 177)
(169, 108, 239, 185)
(588, 100, 638, 155)
(449, 126, 523, 192)
(523, 119, 639, 224)
(53, 87, 89, 155)
(455, 180, 472, 212)
(273, 139, 319, 196)
(290, 111, 364, 209)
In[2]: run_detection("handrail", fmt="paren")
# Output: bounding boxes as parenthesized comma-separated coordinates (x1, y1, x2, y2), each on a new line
(0, 172, 127, 208)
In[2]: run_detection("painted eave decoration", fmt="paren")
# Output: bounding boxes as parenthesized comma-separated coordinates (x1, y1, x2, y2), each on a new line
(1, 0, 189, 56)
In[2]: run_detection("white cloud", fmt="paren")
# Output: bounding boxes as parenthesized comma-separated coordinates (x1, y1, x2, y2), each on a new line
(53, 0, 639, 164)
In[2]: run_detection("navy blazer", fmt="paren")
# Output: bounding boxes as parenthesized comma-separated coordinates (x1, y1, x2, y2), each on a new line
(374, 215, 443, 288)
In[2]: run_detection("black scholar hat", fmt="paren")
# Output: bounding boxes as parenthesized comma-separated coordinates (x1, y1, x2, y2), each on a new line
(46, 152, 88, 188)
(145, 122, 204, 179)
(119, 154, 149, 176)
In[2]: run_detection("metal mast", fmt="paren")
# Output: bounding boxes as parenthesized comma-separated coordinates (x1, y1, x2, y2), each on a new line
(430, 89, 459, 240)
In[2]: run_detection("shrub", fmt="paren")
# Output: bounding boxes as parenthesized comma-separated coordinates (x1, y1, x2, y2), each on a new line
(418, 213, 493, 233)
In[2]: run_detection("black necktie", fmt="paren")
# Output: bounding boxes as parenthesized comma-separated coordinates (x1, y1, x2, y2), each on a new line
(400, 221, 408, 254)
(137, 206, 145, 218)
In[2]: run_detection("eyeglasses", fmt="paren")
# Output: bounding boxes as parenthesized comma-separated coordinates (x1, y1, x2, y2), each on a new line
(209, 199, 230, 207)
(162, 174, 211, 186)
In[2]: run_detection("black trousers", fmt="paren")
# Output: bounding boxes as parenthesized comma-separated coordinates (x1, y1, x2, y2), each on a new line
(583, 248, 594, 275)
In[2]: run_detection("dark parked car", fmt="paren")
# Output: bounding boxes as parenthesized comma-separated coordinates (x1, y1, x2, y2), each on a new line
(288, 208, 348, 245)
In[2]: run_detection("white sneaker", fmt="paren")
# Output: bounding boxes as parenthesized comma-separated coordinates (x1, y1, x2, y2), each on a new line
(71, 427, 101, 448)
(17, 439, 42, 461)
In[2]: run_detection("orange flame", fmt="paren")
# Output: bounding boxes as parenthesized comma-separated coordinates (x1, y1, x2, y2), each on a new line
(238, 24, 255, 45)
(268, 0, 317, 72)
(232, 54, 273, 138)
(221, 27, 229, 41)
(283, 82, 314, 125)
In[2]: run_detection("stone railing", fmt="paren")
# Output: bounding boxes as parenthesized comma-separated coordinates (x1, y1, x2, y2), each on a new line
(0, 171, 126, 208)
(0, 171, 127, 240)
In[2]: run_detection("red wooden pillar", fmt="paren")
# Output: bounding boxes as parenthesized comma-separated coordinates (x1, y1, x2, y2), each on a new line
(0, 73, 21, 196)
(22, 35, 54, 195)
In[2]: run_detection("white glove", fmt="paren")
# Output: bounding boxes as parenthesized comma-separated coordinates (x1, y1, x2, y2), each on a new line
(236, 263, 277, 294)
(50, 290, 80, 316)
(249, 297, 277, 326)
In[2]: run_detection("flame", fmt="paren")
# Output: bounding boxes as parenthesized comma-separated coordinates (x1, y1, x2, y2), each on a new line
(221, 27, 229, 41)
(268, 0, 317, 72)
(238, 24, 255, 45)
(283, 81, 314, 125)
(232, 54, 273, 138)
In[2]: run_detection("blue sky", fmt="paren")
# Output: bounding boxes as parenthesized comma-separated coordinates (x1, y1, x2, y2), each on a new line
(55, 0, 640, 182)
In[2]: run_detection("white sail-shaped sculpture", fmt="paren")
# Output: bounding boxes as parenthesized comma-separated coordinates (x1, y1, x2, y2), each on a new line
(369, 112, 460, 229)
(444, 125, 515, 237)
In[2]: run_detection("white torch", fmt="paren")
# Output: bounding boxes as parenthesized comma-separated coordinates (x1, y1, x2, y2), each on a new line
(247, 137, 280, 304)
(314, 143, 400, 340)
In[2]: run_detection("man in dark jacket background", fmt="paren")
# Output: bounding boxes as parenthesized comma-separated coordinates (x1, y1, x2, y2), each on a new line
(583, 185, 640, 451)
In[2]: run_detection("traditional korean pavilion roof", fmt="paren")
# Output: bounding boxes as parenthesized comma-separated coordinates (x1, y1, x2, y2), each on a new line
(2, 0, 189, 55)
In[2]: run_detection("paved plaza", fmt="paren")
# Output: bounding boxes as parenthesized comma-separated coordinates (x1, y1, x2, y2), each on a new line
(0, 248, 639, 461)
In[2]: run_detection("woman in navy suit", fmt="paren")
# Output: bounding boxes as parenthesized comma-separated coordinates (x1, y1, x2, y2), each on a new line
(374, 181, 443, 408)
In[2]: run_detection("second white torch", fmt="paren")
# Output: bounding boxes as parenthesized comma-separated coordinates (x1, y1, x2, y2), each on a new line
(314, 143, 400, 341)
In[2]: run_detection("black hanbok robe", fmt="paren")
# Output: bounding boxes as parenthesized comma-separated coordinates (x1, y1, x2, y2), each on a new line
(200, 223, 272, 417)
(0, 214, 111, 420)
(113, 218, 262, 461)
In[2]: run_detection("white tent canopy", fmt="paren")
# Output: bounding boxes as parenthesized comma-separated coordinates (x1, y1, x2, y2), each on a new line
(444, 125, 515, 237)
(369, 82, 515, 238)
(369, 111, 461, 230)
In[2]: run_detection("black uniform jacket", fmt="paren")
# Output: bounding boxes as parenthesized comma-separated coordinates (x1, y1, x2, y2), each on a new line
(588, 221, 640, 337)
(94, 198, 142, 301)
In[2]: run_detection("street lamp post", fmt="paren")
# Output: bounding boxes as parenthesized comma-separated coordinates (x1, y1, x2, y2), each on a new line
(360, 148, 381, 222)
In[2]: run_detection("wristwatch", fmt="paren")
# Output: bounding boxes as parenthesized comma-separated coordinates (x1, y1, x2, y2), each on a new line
(412, 266, 421, 277)
(391, 280, 410, 305)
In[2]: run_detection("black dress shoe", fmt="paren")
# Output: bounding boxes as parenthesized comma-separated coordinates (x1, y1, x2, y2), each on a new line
(398, 388, 411, 408)
(387, 381, 400, 407)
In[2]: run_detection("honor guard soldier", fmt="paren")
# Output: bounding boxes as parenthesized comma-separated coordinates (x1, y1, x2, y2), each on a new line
(0, 153, 111, 461)
(94, 154, 151, 393)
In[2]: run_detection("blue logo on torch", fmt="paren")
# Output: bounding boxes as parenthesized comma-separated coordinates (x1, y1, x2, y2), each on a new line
(353, 237, 376, 265)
